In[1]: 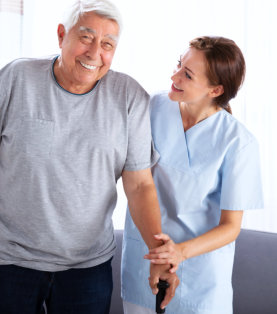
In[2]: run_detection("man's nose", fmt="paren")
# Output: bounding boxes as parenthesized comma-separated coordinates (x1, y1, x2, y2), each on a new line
(86, 41, 101, 59)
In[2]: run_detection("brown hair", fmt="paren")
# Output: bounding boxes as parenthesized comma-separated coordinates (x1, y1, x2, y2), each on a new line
(189, 36, 245, 114)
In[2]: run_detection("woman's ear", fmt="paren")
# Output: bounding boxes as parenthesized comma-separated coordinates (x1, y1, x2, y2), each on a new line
(210, 85, 224, 98)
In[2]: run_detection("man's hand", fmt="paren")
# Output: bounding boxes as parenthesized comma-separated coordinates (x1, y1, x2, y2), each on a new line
(148, 263, 180, 309)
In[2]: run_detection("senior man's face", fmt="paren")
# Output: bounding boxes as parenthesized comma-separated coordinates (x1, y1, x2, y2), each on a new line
(55, 12, 119, 94)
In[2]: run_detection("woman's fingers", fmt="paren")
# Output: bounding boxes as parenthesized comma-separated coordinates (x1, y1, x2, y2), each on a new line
(146, 234, 183, 271)
(149, 242, 172, 255)
(150, 259, 179, 272)
(150, 258, 170, 265)
(144, 252, 169, 260)
(154, 233, 171, 242)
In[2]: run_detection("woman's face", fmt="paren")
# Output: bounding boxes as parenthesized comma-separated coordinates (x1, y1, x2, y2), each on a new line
(168, 47, 215, 106)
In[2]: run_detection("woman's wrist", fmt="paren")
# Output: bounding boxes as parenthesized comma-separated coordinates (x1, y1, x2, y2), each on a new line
(178, 242, 189, 261)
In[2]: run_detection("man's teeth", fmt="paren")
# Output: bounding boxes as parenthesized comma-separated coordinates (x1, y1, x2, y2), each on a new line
(80, 61, 97, 70)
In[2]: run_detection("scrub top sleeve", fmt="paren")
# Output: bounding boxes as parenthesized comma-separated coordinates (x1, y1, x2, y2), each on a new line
(220, 138, 264, 210)
(124, 91, 159, 171)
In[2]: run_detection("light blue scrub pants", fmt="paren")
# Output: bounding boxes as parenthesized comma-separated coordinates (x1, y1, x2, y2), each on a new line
(123, 300, 155, 314)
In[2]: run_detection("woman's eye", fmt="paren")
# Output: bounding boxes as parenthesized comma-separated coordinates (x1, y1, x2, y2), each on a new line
(177, 59, 181, 68)
(185, 72, 192, 80)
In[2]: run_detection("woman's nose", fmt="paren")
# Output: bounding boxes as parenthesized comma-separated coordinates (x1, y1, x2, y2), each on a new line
(171, 68, 180, 81)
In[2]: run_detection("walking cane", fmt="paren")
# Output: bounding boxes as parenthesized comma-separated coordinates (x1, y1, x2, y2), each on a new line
(156, 280, 169, 313)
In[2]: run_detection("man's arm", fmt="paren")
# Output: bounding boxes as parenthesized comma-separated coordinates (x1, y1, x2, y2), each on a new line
(122, 168, 179, 308)
(122, 168, 163, 249)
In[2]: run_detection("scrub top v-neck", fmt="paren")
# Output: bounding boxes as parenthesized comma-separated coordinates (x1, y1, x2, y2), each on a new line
(122, 92, 264, 314)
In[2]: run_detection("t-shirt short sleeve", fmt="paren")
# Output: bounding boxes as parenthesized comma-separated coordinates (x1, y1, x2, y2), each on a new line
(123, 90, 159, 171)
(0, 62, 11, 129)
(220, 138, 264, 210)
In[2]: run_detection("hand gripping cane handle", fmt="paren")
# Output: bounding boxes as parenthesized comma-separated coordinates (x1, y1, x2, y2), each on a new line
(156, 280, 169, 313)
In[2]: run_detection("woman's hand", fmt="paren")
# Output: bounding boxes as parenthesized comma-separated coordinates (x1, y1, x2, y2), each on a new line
(144, 233, 184, 273)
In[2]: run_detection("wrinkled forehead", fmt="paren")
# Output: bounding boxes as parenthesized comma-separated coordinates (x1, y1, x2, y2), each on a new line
(73, 12, 119, 40)
(78, 26, 118, 42)
(78, 12, 119, 29)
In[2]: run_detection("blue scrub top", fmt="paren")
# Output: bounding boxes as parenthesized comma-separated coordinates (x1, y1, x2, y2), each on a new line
(121, 92, 264, 314)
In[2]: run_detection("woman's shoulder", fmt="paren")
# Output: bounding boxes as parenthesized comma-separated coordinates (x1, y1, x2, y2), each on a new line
(217, 110, 259, 157)
(220, 110, 256, 138)
(149, 91, 176, 114)
(150, 90, 169, 104)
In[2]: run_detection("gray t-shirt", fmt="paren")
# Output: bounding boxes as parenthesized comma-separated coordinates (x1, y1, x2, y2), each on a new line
(0, 56, 157, 271)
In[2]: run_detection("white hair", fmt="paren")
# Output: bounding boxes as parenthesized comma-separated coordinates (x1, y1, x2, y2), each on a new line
(62, 0, 123, 35)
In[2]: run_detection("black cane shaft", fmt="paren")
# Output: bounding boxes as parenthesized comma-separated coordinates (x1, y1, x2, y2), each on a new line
(156, 280, 169, 313)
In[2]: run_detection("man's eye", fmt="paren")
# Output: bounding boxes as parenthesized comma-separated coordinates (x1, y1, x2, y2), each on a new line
(81, 35, 92, 43)
(103, 42, 113, 50)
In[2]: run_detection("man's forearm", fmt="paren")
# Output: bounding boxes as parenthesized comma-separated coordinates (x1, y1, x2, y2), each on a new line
(127, 183, 163, 249)
(122, 169, 180, 305)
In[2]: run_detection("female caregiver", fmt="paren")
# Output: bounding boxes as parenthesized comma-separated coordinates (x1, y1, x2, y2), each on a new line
(121, 36, 264, 314)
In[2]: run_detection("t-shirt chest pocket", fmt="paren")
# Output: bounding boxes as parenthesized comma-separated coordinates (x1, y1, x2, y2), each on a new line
(15, 118, 54, 157)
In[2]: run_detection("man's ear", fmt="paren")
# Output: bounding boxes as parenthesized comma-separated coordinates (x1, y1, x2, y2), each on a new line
(209, 85, 224, 98)
(57, 24, 66, 48)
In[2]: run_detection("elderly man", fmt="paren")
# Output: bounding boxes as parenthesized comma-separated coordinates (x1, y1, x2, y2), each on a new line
(0, 0, 178, 313)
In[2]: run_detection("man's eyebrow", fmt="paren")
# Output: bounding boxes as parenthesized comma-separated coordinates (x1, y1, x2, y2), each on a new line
(79, 26, 96, 34)
(79, 26, 118, 43)
(105, 34, 118, 42)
